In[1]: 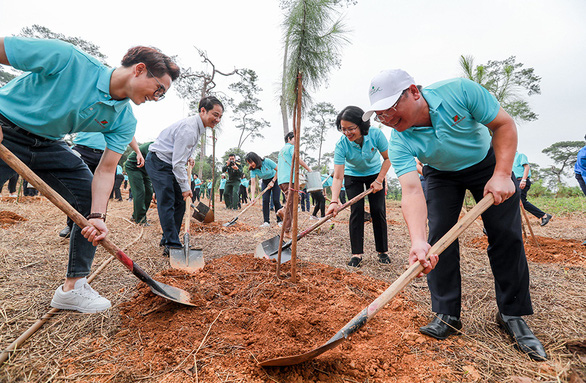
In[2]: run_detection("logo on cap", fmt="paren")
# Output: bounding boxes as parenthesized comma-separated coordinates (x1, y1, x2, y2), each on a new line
(370, 86, 382, 97)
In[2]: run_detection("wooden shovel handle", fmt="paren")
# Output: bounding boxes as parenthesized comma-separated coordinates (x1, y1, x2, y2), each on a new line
(0, 144, 137, 272)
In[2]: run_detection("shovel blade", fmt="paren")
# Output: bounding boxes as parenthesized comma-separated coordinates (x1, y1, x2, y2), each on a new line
(149, 281, 198, 307)
(223, 217, 237, 227)
(169, 234, 204, 272)
(192, 202, 210, 223)
(254, 235, 291, 264)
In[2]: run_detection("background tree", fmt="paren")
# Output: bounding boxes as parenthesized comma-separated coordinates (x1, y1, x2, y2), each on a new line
(173, 48, 240, 206)
(302, 101, 336, 168)
(278, 0, 356, 134)
(541, 140, 584, 187)
(460, 55, 541, 123)
(228, 69, 269, 149)
(1, 24, 108, 86)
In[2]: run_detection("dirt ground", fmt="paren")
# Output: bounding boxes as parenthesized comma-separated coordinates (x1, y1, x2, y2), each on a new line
(1, 188, 585, 382)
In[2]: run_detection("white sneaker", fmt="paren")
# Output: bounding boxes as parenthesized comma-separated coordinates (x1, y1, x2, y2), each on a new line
(51, 278, 111, 313)
(278, 222, 283, 227)
(310, 215, 319, 220)
(259, 222, 270, 228)
(9, 194, 17, 197)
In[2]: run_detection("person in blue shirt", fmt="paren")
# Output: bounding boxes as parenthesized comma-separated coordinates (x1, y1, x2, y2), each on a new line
(575, 136, 586, 197)
(277, 132, 311, 239)
(192, 173, 203, 202)
(0, 37, 179, 313)
(219, 174, 227, 203)
(363, 69, 547, 361)
(326, 106, 391, 267)
(513, 152, 551, 226)
(239, 174, 249, 207)
(575, 137, 586, 246)
(246, 151, 282, 227)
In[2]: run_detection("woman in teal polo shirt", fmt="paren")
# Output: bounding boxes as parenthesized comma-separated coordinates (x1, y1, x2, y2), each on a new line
(326, 106, 392, 267)
(245, 152, 282, 227)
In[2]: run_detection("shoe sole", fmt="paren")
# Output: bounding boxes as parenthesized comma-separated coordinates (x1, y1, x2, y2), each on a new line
(50, 300, 111, 314)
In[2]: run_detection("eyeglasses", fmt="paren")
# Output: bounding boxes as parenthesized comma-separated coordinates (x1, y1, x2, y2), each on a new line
(341, 125, 359, 134)
(374, 90, 407, 123)
(147, 69, 166, 100)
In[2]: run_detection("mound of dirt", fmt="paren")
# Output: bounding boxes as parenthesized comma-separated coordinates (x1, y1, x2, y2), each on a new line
(470, 235, 586, 267)
(70, 254, 461, 382)
(0, 210, 27, 228)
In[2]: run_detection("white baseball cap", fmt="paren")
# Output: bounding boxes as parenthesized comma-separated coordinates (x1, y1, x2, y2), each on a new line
(362, 69, 415, 121)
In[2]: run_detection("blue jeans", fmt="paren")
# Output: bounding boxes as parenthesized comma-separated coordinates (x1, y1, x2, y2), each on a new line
(145, 152, 185, 248)
(0, 122, 95, 277)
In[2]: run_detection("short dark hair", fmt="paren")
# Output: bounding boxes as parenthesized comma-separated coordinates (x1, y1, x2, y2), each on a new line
(245, 152, 263, 168)
(284, 131, 294, 143)
(228, 153, 236, 158)
(336, 106, 370, 136)
(121, 46, 180, 81)
(199, 96, 224, 113)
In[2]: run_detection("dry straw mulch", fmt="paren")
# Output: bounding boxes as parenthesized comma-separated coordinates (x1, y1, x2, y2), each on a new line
(0, 189, 585, 382)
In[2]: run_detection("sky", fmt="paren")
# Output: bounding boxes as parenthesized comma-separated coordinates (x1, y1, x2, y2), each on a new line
(1, 0, 585, 183)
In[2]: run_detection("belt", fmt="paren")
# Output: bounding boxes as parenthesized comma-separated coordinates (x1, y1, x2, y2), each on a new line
(75, 144, 104, 154)
(0, 114, 54, 142)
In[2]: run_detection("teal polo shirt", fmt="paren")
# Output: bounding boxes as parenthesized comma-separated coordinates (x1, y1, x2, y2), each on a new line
(0, 37, 136, 154)
(278, 143, 295, 185)
(513, 152, 531, 179)
(219, 178, 226, 189)
(241, 178, 249, 187)
(73, 132, 107, 151)
(389, 78, 499, 177)
(334, 127, 388, 177)
(250, 158, 277, 180)
(322, 174, 333, 187)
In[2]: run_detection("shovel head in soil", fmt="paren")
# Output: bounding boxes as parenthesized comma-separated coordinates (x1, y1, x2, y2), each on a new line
(0, 144, 197, 307)
(254, 235, 291, 263)
(170, 233, 204, 272)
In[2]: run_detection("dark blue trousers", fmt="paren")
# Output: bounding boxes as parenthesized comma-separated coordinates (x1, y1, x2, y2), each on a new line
(423, 148, 533, 317)
(145, 152, 185, 248)
(0, 121, 95, 277)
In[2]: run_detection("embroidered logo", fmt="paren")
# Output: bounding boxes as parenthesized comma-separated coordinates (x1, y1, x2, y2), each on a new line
(94, 118, 109, 128)
(451, 115, 466, 127)
(369, 86, 382, 97)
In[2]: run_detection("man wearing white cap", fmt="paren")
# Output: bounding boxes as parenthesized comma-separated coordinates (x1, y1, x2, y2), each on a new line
(363, 69, 547, 361)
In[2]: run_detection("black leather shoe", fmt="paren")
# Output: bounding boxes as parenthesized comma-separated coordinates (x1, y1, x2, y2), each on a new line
(59, 225, 71, 238)
(496, 312, 548, 361)
(420, 314, 462, 340)
(162, 246, 170, 257)
(347, 256, 362, 267)
(540, 214, 552, 226)
(378, 253, 391, 264)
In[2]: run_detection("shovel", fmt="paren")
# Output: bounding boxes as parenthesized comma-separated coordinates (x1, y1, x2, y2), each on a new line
(258, 193, 495, 366)
(255, 188, 374, 263)
(224, 178, 275, 227)
(170, 168, 204, 272)
(0, 144, 196, 307)
(191, 201, 213, 223)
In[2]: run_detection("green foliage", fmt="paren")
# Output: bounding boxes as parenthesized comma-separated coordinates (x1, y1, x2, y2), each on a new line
(386, 178, 402, 200)
(0, 70, 17, 87)
(459, 55, 541, 123)
(530, 195, 586, 216)
(282, 0, 350, 115)
(541, 140, 584, 186)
